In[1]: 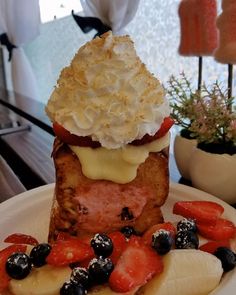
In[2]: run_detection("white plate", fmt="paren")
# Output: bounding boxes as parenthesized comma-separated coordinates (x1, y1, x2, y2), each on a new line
(0, 183, 236, 295)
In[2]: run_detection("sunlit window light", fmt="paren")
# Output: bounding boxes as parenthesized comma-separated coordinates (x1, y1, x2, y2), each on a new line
(39, 0, 82, 23)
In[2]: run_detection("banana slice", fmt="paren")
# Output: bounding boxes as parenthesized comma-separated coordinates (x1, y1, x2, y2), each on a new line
(9, 265, 71, 295)
(141, 249, 223, 295)
(89, 285, 137, 295)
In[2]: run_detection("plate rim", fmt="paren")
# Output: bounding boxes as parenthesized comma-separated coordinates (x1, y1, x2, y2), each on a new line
(1, 182, 236, 295)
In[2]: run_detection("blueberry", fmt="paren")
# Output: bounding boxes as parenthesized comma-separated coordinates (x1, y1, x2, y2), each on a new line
(175, 230, 199, 249)
(90, 234, 113, 257)
(177, 218, 197, 233)
(71, 267, 90, 288)
(5, 252, 32, 280)
(214, 247, 236, 272)
(88, 257, 114, 284)
(30, 243, 51, 267)
(120, 226, 137, 238)
(60, 281, 87, 295)
(152, 230, 173, 255)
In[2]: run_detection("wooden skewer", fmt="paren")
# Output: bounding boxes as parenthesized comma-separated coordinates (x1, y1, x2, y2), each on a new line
(198, 56, 203, 91)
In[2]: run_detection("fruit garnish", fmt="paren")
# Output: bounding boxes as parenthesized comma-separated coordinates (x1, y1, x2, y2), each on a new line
(108, 231, 128, 265)
(152, 229, 174, 255)
(91, 233, 113, 258)
(60, 282, 87, 295)
(6, 252, 32, 280)
(88, 257, 114, 284)
(177, 218, 197, 233)
(214, 247, 236, 272)
(120, 226, 137, 238)
(175, 230, 199, 249)
(199, 241, 231, 254)
(130, 117, 174, 146)
(173, 201, 224, 225)
(142, 222, 176, 245)
(141, 249, 223, 295)
(70, 267, 90, 288)
(53, 116, 173, 148)
(197, 218, 236, 241)
(46, 239, 93, 266)
(53, 122, 101, 148)
(4, 233, 39, 246)
(109, 236, 163, 293)
(30, 243, 51, 267)
(0, 244, 27, 291)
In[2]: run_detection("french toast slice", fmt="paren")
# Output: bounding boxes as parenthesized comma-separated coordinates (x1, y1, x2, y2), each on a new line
(48, 139, 169, 242)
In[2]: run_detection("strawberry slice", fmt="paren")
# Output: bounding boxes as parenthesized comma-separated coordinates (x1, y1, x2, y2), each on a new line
(53, 122, 101, 148)
(197, 218, 236, 241)
(199, 240, 231, 254)
(173, 201, 224, 225)
(109, 236, 163, 293)
(130, 117, 174, 146)
(56, 232, 92, 246)
(142, 222, 176, 245)
(4, 233, 39, 246)
(46, 239, 93, 266)
(53, 117, 174, 148)
(108, 231, 128, 264)
(0, 244, 27, 291)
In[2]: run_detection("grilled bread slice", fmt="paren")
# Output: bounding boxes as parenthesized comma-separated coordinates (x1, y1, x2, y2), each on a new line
(48, 139, 169, 242)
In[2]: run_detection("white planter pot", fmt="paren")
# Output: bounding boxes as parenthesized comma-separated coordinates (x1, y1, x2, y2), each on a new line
(189, 148, 236, 204)
(174, 134, 197, 180)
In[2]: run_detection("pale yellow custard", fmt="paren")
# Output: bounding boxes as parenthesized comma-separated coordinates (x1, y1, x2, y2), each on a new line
(69, 132, 170, 184)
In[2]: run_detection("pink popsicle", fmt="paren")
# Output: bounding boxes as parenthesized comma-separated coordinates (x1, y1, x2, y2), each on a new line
(214, 0, 236, 64)
(178, 0, 218, 56)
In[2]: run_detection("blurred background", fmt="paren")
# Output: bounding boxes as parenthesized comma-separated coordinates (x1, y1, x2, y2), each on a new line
(1, 0, 232, 104)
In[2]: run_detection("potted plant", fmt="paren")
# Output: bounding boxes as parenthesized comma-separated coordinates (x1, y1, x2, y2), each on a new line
(166, 73, 236, 204)
(166, 73, 198, 180)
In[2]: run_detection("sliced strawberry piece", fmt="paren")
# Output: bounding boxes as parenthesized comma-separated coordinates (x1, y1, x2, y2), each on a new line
(173, 201, 224, 225)
(130, 117, 174, 146)
(79, 256, 95, 268)
(56, 232, 73, 241)
(4, 233, 39, 246)
(199, 240, 231, 254)
(53, 117, 173, 148)
(142, 222, 176, 245)
(108, 231, 128, 264)
(53, 122, 101, 148)
(0, 244, 27, 291)
(46, 239, 93, 266)
(155, 117, 174, 138)
(56, 232, 92, 246)
(197, 218, 236, 241)
(109, 236, 163, 293)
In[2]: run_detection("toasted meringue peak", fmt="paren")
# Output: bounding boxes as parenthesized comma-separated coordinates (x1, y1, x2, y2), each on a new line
(46, 31, 169, 149)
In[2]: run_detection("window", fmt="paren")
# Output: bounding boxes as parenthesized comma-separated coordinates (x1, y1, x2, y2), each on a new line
(23, 0, 233, 104)
(39, 0, 82, 23)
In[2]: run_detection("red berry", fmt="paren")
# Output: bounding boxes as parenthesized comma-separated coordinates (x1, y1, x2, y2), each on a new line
(108, 232, 128, 264)
(173, 201, 224, 225)
(109, 237, 163, 292)
(4, 233, 39, 246)
(199, 241, 230, 254)
(46, 239, 93, 266)
(197, 218, 236, 241)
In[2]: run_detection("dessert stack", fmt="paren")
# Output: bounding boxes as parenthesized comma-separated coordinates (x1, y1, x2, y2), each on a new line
(46, 32, 172, 241)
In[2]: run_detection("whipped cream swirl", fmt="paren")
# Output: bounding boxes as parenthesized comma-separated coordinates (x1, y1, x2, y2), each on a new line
(46, 32, 170, 149)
